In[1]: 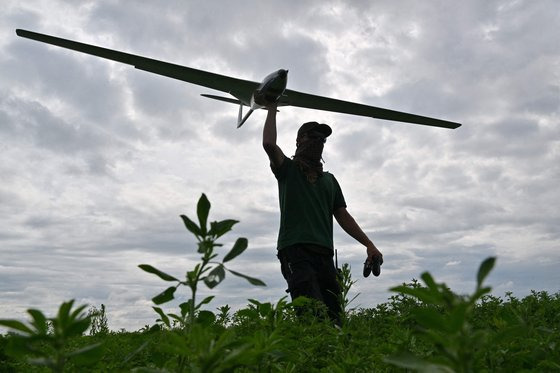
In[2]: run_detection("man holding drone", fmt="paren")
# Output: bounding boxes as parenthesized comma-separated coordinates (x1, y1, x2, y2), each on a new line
(263, 103, 383, 323)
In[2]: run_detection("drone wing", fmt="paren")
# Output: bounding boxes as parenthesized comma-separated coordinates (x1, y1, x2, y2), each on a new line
(280, 89, 461, 129)
(16, 29, 461, 129)
(15, 29, 258, 105)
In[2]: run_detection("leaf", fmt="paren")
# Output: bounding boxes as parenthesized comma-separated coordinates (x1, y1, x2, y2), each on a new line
(227, 268, 266, 286)
(180, 300, 193, 318)
(390, 285, 440, 305)
(57, 300, 75, 328)
(67, 343, 103, 366)
(197, 239, 214, 254)
(65, 317, 91, 337)
(152, 307, 170, 328)
(152, 286, 177, 305)
(0, 319, 33, 335)
(223, 238, 248, 262)
(27, 357, 56, 367)
(26, 309, 48, 335)
(209, 219, 239, 238)
(448, 303, 470, 333)
(196, 310, 216, 326)
(195, 296, 215, 311)
(384, 352, 454, 372)
(70, 304, 88, 320)
(476, 257, 496, 289)
(471, 286, 493, 303)
(420, 272, 439, 292)
(138, 264, 179, 282)
(197, 193, 211, 235)
(412, 307, 447, 331)
(180, 214, 202, 237)
(203, 265, 226, 289)
(123, 340, 150, 364)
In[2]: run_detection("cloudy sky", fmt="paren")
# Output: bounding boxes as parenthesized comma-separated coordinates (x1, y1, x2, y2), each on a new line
(1, 0, 558, 332)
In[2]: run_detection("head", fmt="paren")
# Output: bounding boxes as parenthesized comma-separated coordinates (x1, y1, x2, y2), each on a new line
(294, 121, 332, 182)
(296, 121, 332, 147)
(295, 121, 332, 162)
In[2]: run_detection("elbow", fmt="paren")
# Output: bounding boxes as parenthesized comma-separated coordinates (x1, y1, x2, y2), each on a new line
(262, 141, 275, 153)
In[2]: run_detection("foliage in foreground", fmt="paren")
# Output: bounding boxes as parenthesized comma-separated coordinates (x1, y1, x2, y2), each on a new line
(2, 287, 559, 372)
(1, 194, 559, 372)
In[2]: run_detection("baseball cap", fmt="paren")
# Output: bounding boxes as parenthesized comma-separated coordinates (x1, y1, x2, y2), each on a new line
(297, 121, 332, 139)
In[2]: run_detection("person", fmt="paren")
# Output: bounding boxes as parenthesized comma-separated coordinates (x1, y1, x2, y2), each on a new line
(262, 103, 383, 323)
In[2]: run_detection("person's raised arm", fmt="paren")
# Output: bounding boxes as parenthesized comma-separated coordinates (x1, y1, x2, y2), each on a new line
(262, 103, 285, 169)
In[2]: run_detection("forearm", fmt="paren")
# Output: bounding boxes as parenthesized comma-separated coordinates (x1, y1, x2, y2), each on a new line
(262, 105, 277, 149)
(338, 212, 374, 247)
(335, 208, 382, 259)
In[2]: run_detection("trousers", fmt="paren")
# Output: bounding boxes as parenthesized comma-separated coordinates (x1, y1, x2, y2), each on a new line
(277, 245, 341, 324)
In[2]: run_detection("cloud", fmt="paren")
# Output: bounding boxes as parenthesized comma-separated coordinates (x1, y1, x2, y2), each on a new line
(1, 0, 558, 331)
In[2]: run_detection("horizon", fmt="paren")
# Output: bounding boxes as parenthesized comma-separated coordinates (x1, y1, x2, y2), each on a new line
(1, 0, 558, 332)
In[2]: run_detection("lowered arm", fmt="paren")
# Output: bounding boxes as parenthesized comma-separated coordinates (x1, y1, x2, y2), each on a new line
(334, 207, 382, 261)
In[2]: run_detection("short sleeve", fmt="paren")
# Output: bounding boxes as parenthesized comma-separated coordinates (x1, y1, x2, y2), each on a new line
(332, 174, 347, 210)
(271, 156, 290, 180)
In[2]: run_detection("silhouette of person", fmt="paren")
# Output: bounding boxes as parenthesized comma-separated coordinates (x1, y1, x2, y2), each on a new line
(263, 103, 383, 323)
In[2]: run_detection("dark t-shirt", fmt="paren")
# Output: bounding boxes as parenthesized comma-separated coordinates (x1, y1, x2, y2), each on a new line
(272, 156, 347, 252)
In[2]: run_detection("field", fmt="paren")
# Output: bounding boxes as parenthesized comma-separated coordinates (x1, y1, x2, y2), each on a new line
(1, 286, 559, 372)
(2, 195, 559, 372)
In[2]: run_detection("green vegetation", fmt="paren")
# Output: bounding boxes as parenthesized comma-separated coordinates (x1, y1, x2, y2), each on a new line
(1, 195, 559, 372)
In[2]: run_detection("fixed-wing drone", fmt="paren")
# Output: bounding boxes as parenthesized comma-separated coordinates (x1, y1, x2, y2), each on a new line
(16, 29, 461, 129)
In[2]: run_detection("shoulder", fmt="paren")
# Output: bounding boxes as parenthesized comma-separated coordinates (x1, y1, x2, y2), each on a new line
(272, 155, 292, 179)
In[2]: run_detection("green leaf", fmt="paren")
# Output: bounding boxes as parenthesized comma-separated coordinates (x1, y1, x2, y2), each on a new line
(203, 265, 226, 289)
(138, 264, 180, 282)
(412, 307, 447, 331)
(390, 285, 440, 305)
(65, 317, 91, 337)
(420, 272, 439, 292)
(70, 304, 88, 321)
(476, 257, 496, 289)
(57, 300, 75, 328)
(27, 309, 48, 335)
(0, 319, 33, 334)
(384, 352, 454, 372)
(197, 193, 211, 236)
(227, 268, 266, 286)
(223, 238, 248, 262)
(152, 307, 170, 328)
(67, 343, 103, 366)
(196, 310, 216, 326)
(195, 296, 215, 311)
(179, 300, 192, 318)
(197, 239, 214, 254)
(168, 313, 183, 323)
(209, 219, 239, 238)
(152, 286, 177, 305)
(471, 286, 493, 303)
(180, 214, 202, 237)
(28, 357, 56, 367)
(448, 303, 469, 333)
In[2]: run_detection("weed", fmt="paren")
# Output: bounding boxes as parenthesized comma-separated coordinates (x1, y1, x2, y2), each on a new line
(0, 300, 102, 372)
(139, 193, 266, 329)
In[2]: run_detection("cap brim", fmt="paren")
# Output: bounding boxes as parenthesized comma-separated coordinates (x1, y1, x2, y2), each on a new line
(315, 123, 332, 137)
